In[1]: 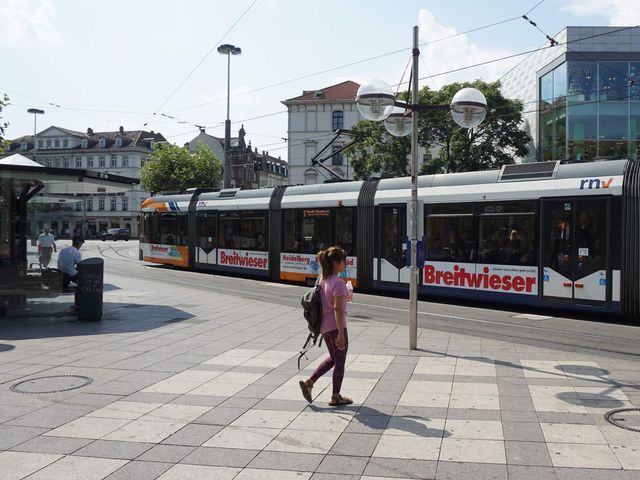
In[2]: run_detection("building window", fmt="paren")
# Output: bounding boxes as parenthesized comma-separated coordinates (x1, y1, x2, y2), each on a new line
(46, 139, 51, 148)
(98, 198, 105, 211)
(332, 111, 344, 131)
(54, 139, 60, 148)
(122, 155, 129, 167)
(87, 156, 94, 168)
(45, 159, 52, 167)
(54, 158, 60, 168)
(63, 139, 69, 148)
(99, 138, 106, 148)
(75, 157, 82, 168)
(75, 202, 82, 212)
(115, 136, 122, 147)
(87, 198, 93, 211)
(110, 155, 117, 167)
(81, 139, 88, 148)
(38, 140, 43, 148)
(20, 141, 27, 150)
(332, 146, 344, 165)
(63, 157, 70, 168)
(122, 198, 128, 211)
(99, 156, 106, 167)
(110, 197, 117, 211)
(141, 159, 146, 168)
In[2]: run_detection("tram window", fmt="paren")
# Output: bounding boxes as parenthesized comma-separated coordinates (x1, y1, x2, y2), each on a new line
(197, 213, 217, 252)
(478, 213, 536, 266)
(335, 208, 355, 255)
(425, 215, 475, 262)
(283, 210, 302, 252)
(302, 209, 331, 254)
(141, 213, 154, 243)
(177, 214, 187, 245)
(159, 213, 178, 245)
(218, 210, 267, 251)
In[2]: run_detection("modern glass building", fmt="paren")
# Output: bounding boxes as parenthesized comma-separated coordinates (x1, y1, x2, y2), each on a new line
(501, 26, 640, 163)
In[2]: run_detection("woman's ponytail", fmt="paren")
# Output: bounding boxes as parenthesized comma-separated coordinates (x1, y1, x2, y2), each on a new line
(317, 246, 347, 279)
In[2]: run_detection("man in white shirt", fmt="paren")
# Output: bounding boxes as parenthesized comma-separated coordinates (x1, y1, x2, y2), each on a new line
(57, 236, 84, 293)
(37, 226, 57, 268)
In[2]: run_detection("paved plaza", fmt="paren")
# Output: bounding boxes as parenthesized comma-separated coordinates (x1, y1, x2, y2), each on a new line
(1, 270, 640, 479)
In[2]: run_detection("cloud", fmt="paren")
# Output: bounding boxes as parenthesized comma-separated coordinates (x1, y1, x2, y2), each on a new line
(418, 9, 520, 89)
(561, 0, 640, 25)
(0, 0, 61, 48)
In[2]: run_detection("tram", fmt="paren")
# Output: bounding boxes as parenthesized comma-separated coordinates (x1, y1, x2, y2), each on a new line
(140, 159, 640, 320)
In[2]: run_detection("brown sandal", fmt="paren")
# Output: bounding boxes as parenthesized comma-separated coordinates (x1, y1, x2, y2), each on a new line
(299, 380, 313, 403)
(329, 394, 353, 406)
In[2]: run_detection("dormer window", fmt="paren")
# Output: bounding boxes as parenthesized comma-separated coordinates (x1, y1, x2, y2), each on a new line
(63, 139, 69, 148)
(20, 141, 27, 151)
(99, 137, 106, 148)
(54, 139, 60, 148)
(81, 139, 88, 148)
(115, 136, 123, 147)
(313, 90, 324, 99)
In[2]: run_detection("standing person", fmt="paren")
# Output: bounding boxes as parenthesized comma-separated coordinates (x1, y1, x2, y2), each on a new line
(57, 236, 84, 293)
(299, 246, 353, 406)
(37, 226, 57, 268)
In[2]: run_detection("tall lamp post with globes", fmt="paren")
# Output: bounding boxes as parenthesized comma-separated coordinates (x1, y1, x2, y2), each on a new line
(27, 108, 45, 164)
(217, 43, 242, 189)
(356, 26, 487, 350)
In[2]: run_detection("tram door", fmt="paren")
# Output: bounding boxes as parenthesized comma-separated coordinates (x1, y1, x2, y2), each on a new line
(378, 205, 408, 284)
(541, 198, 609, 304)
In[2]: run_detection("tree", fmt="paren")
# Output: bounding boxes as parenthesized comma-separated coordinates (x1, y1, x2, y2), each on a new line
(0, 94, 9, 148)
(418, 80, 530, 174)
(345, 80, 530, 179)
(345, 119, 412, 180)
(140, 143, 222, 194)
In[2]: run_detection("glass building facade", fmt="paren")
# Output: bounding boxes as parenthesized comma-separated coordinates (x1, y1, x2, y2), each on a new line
(540, 60, 640, 161)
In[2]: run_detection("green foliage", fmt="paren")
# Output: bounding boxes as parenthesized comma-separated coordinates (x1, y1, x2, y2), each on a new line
(0, 94, 9, 148)
(418, 80, 530, 173)
(344, 120, 412, 180)
(346, 80, 530, 179)
(140, 143, 222, 193)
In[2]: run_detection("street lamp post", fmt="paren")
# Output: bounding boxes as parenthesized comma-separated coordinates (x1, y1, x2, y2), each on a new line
(217, 43, 242, 189)
(356, 25, 487, 350)
(27, 108, 45, 163)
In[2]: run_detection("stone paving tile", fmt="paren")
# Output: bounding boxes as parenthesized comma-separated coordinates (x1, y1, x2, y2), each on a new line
(541, 423, 608, 444)
(554, 467, 640, 479)
(0, 451, 63, 480)
(446, 408, 502, 421)
(311, 473, 359, 480)
(344, 413, 390, 434)
(502, 421, 545, 442)
(435, 461, 508, 480)
(25, 455, 128, 480)
(329, 432, 381, 457)
(193, 406, 248, 425)
(169, 394, 226, 407)
(160, 423, 222, 446)
(505, 441, 553, 466)
(180, 446, 259, 467)
(104, 460, 172, 480)
(439, 438, 506, 464)
(10, 435, 91, 455)
(363, 457, 438, 479)
(610, 444, 640, 470)
(124, 391, 180, 404)
(204, 425, 281, 450)
(547, 443, 621, 469)
(267, 428, 342, 454)
(103, 419, 185, 443)
(74, 439, 153, 459)
(137, 444, 195, 463)
(6, 406, 93, 428)
(315, 454, 369, 475)
(155, 464, 240, 480)
(507, 465, 558, 480)
(248, 450, 325, 471)
(373, 435, 441, 460)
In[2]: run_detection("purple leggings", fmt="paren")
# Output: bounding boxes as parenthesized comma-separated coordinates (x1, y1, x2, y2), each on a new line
(309, 328, 348, 395)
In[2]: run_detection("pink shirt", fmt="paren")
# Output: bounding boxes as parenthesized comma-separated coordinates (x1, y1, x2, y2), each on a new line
(319, 274, 348, 334)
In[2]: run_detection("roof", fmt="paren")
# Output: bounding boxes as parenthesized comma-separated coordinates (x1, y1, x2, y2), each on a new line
(0, 153, 42, 167)
(282, 80, 360, 104)
(4, 127, 167, 153)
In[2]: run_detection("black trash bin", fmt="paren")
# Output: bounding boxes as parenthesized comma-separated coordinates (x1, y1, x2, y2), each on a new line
(76, 258, 103, 321)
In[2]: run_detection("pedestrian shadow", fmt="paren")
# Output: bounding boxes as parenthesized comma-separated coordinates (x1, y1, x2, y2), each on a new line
(0, 343, 15, 352)
(308, 404, 451, 439)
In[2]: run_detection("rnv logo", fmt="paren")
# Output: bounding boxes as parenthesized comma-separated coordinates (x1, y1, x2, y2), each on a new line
(579, 178, 613, 189)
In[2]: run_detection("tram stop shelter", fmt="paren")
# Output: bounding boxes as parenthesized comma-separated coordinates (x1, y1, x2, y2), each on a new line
(0, 155, 139, 312)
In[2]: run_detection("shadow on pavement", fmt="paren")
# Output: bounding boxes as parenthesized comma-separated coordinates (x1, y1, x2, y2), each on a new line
(0, 302, 195, 340)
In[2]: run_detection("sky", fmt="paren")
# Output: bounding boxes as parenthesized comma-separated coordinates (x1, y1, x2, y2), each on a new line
(2, 0, 639, 162)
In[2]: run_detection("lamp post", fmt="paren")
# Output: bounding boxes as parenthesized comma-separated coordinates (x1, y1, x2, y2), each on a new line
(27, 108, 45, 163)
(217, 43, 242, 189)
(356, 26, 487, 350)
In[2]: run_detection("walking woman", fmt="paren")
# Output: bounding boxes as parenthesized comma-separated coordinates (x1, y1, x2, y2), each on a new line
(299, 246, 353, 406)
